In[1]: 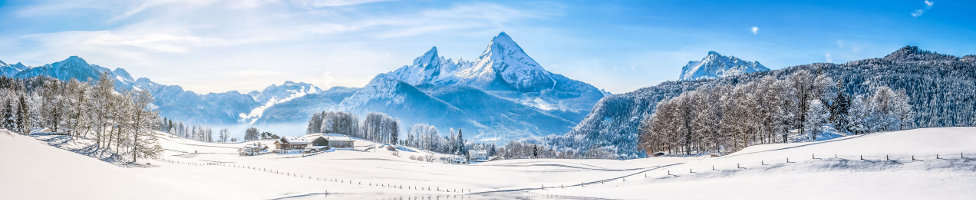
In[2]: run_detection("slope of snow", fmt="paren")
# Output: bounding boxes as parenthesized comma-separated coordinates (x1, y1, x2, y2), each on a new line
(679, 51, 769, 80)
(241, 81, 321, 124)
(5, 127, 975, 199)
(0, 131, 202, 199)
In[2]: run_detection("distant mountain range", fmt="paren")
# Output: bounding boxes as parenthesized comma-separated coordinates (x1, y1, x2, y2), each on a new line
(679, 51, 768, 80)
(0, 32, 607, 142)
(0, 56, 279, 125)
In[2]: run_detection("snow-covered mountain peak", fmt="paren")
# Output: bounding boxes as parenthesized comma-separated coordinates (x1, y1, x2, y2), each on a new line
(477, 32, 541, 69)
(414, 46, 440, 68)
(384, 46, 466, 86)
(11, 62, 27, 70)
(463, 32, 555, 92)
(679, 51, 769, 81)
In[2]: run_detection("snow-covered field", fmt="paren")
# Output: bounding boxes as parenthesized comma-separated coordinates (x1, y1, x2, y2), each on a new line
(2, 127, 975, 200)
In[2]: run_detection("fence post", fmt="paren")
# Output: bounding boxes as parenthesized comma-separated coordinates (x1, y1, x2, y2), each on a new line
(860, 155, 863, 160)
(912, 155, 915, 161)
(886, 155, 889, 161)
(937, 154, 940, 159)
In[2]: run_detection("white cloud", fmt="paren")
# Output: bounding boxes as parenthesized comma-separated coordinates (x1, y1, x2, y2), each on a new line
(912, 0, 934, 17)
(824, 52, 832, 63)
(751, 26, 759, 35)
(319, 71, 335, 89)
(836, 40, 844, 48)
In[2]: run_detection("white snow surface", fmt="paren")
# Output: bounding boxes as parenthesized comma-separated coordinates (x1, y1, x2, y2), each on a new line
(2, 127, 975, 199)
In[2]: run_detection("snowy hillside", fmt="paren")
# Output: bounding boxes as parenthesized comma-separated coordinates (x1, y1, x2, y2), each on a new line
(242, 81, 322, 124)
(251, 87, 357, 125)
(561, 46, 976, 158)
(679, 51, 769, 80)
(3, 127, 975, 199)
(342, 32, 606, 142)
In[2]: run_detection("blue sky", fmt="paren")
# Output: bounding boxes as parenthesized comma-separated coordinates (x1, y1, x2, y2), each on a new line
(0, 0, 973, 93)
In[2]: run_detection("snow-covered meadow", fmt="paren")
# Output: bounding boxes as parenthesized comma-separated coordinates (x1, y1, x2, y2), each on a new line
(2, 127, 975, 199)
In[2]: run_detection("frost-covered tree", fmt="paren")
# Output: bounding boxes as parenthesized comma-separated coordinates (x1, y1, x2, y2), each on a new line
(803, 99, 829, 141)
(408, 123, 441, 151)
(361, 112, 399, 144)
(306, 113, 323, 134)
(317, 111, 359, 136)
(40, 81, 64, 132)
(218, 129, 229, 142)
(390, 120, 399, 145)
(829, 80, 852, 133)
(866, 86, 913, 132)
(129, 90, 161, 162)
(244, 127, 260, 141)
(455, 129, 465, 155)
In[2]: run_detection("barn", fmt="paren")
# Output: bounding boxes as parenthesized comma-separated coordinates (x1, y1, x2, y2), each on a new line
(274, 137, 309, 150)
(306, 133, 356, 149)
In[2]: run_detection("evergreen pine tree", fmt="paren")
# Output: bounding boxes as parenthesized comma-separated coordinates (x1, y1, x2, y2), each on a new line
(2, 99, 14, 131)
(830, 80, 851, 133)
(17, 95, 30, 135)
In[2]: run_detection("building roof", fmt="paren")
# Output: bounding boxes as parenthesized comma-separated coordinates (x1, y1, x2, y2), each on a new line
(307, 133, 355, 142)
(280, 136, 309, 144)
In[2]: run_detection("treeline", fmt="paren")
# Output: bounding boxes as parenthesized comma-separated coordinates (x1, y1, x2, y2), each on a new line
(0, 74, 161, 162)
(306, 110, 615, 160)
(306, 111, 400, 144)
(159, 118, 231, 143)
(639, 70, 912, 155)
(306, 111, 476, 157)
(243, 127, 281, 141)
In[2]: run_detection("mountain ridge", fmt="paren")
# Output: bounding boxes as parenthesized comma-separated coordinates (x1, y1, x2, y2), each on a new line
(679, 51, 769, 81)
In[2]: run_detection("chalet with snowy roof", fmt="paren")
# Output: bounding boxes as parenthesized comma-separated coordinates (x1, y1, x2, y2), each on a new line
(306, 133, 355, 148)
(274, 136, 309, 150)
(469, 150, 489, 162)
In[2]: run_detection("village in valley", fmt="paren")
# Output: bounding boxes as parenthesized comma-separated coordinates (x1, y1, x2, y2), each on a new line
(239, 132, 489, 164)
